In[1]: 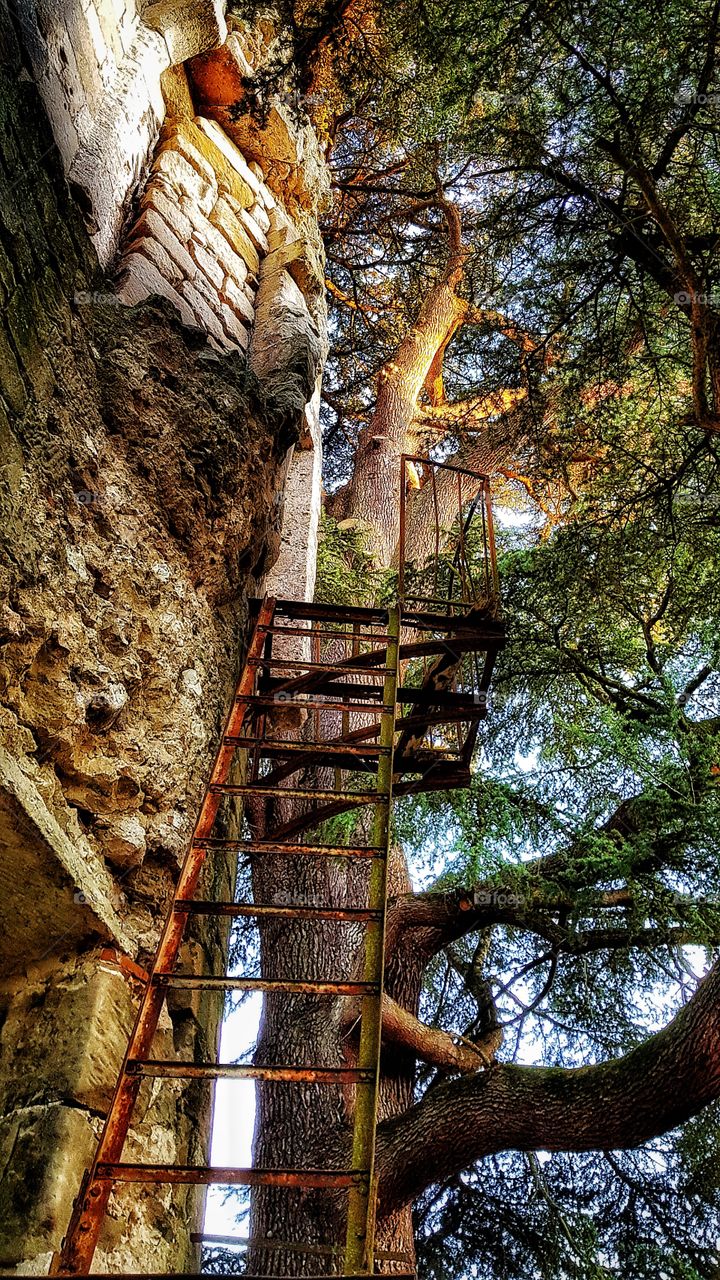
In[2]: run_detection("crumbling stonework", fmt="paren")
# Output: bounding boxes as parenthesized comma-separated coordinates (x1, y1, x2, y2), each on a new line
(0, 0, 328, 1271)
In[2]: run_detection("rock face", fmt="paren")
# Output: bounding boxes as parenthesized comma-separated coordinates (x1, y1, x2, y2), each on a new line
(0, 1, 328, 1272)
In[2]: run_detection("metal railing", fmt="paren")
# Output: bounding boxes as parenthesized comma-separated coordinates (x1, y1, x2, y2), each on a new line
(398, 455, 500, 616)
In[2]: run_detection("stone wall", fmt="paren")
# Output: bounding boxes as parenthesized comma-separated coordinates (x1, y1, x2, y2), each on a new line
(14, 0, 226, 265)
(0, 1, 328, 1272)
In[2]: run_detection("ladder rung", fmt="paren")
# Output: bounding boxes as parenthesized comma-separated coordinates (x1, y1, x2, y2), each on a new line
(397, 685, 487, 709)
(192, 1232, 413, 1264)
(192, 838, 384, 858)
(249, 657, 395, 675)
(95, 1164, 370, 1188)
(127, 1060, 374, 1084)
(266, 679, 386, 702)
(243, 693, 383, 713)
(262, 624, 392, 642)
(273, 599, 389, 624)
(209, 783, 382, 803)
(224, 736, 389, 756)
(174, 902, 383, 922)
(153, 975, 380, 995)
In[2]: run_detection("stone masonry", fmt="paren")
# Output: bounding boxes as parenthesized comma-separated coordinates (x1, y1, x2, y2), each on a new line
(0, 1, 328, 1272)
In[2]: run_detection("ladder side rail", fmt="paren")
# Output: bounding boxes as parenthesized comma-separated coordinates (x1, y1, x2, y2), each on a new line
(344, 604, 400, 1274)
(52, 598, 277, 1276)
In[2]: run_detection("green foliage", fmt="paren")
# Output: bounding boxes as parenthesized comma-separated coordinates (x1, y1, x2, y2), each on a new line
(314, 513, 397, 607)
(224, 2, 720, 1275)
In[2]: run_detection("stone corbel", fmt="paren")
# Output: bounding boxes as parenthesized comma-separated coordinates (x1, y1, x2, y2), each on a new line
(138, 0, 227, 65)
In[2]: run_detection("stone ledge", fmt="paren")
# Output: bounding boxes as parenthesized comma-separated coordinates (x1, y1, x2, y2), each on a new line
(138, 0, 227, 64)
(0, 747, 134, 972)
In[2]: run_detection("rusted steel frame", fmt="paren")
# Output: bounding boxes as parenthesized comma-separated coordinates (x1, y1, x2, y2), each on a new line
(192, 1232, 412, 1264)
(261, 676, 495, 709)
(155, 976, 379, 995)
(236, 743, 382, 791)
(398, 454, 493, 599)
(483, 475, 500, 599)
(251, 627, 274, 783)
(265, 679, 385, 705)
(477, 646, 500, 694)
(401, 592, 487, 609)
(269, 771, 470, 842)
(402, 454, 492, 483)
(95, 1166, 368, 1189)
(193, 839, 384, 858)
(236, 753, 378, 789)
(344, 605, 400, 1275)
(52, 598, 277, 1277)
(249, 656, 396, 676)
(265, 624, 392, 642)
(338, 622, 360, 792)
(400, 608, 504, 633)
(210, 783, 379, 803)
(456, 471, 472, 606)
(267, 632, 489, 687)
(396, 685, 491, 710)
(174, 901, 382, 922)
(273, 599, 389, 624)
(225, 747, 379, 775)
(395, 708, 485, 728)
(480, 486, 491, 599)
(454, 473, 479, 606)
(261, 636, 501, 700)
(459, 718, 481, 768)
(312, 626, 322, 751)
(328, 711, 482, 748)
(399, 456, 407, 601)
(429, 468, 440, 604)
(127, 1062, 375, 1084)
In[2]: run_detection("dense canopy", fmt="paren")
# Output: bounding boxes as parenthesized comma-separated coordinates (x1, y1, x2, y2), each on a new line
(227, 0, 720, 1274)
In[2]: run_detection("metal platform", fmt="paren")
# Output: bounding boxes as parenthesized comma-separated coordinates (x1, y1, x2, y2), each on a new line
(52, 456, 503, 1278)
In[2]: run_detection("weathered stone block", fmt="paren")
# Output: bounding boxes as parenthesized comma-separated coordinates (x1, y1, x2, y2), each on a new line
(156, 129, 216, 189)
(115, 251, 197, 328)
(0, 1104, 97, 1266)
(160, 62, 195, 118)
(0, 747, 133, 973)
(0, 958, 136, 1112)
(162, 117, 255, 208)
(194, 116, 262, 197)
(127, 209, 196, 280)
(266, 204, 295, 252)
(189, 238, 225, 290)
(209, 197, 260, 276)
(248, 199, 270, 233)
(179, 278, 226, 344)
(221, 274, 254, 325)
(250, 266, 323, 421)
(237, 205, 269, 254)
(142, 184, 194, 243)
(262, 237, 325, 302)
(153, 147, 217, 212)
(215, 302, 249, 351)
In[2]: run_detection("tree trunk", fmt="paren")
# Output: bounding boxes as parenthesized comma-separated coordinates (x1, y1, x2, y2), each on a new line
(247, 839, 420, 1275)
(335, 280, 467, 564)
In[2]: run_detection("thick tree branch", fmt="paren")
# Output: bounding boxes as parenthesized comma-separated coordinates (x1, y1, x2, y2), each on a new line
(375, 959, 720, 1215)
(343, 993, 499, 1074)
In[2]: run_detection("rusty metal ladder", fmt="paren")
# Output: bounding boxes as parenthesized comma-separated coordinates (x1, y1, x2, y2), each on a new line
(52, 596, 402, 1277)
